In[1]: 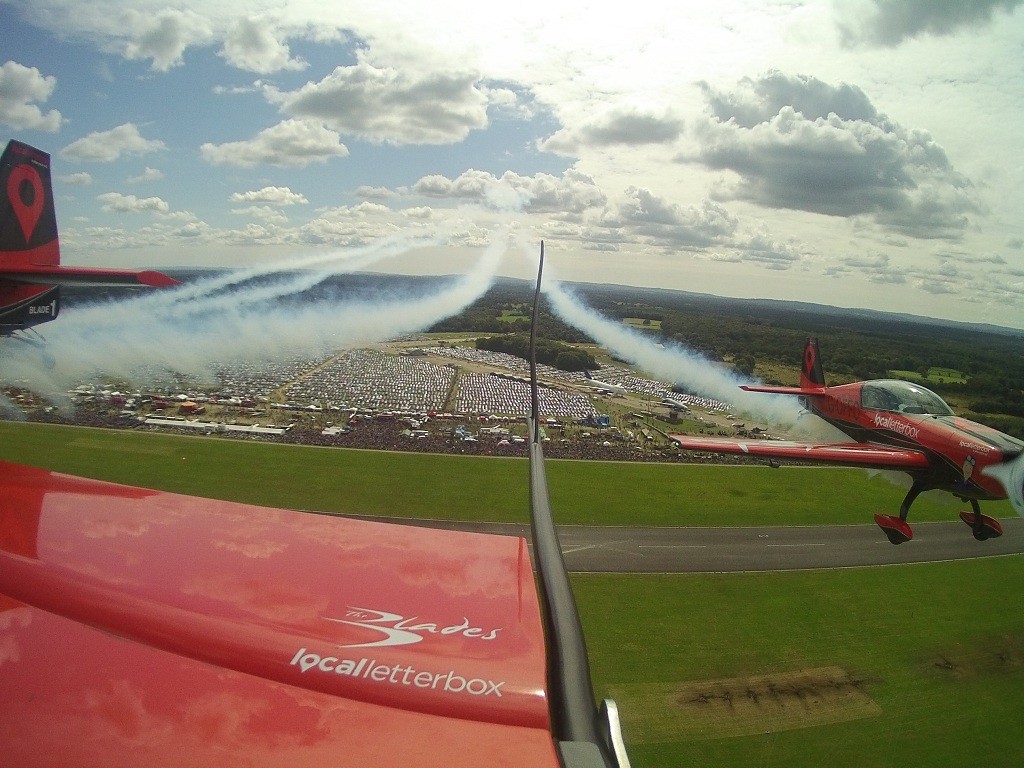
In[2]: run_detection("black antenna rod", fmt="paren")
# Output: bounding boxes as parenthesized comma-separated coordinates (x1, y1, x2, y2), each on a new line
(528, 242, 623, 767)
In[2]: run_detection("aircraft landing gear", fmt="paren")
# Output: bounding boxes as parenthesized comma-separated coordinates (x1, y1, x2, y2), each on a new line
(959, 500, 1003, 541)
(874, 514, 913, 545)
(876, 487, 1003, 544)
(874, 481, 925, 545)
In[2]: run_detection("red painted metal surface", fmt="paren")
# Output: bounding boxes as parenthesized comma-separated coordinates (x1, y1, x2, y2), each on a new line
(0, 461, 558, 766)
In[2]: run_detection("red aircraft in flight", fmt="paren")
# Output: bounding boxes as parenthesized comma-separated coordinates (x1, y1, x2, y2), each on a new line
(0, 242, 629, 767)
(671, 337, 1024, 545)
(0, 139, 178, 338)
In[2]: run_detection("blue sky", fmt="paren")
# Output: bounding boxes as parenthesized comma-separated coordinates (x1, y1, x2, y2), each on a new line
(3, 0, 1024, 328)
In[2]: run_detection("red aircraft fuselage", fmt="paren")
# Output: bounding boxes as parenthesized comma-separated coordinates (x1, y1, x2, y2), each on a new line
(797, 378, 1020, 504)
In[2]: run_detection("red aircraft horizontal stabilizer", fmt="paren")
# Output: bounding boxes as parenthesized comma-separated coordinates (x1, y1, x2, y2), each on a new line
(0, 264, 179, 288)
(739, 384, 827, 396)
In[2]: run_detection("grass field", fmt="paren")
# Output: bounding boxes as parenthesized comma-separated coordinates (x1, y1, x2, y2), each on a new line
(0, 421, 1010, 526)
(890, 367, 969, 385)
(2, 420, 1022, 767)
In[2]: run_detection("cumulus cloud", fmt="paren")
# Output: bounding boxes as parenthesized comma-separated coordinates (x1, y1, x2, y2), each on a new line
(411, 167, 606, 214)
(97, 192, 170, 214)
(230, 186, 308, 205)
(687, 71, 982, 239)
(62, 123, 166, 162)
(127, 167, 163, 184)
(733, 230, 803, 270)
(836, 252, 908, 283)
(60, 172, 93, 185)
(220, 17, 306, 73)
(356, 185, 401, 200)
(300, 201, 405, 246)
(200, 119, 349, 167)
(600, 188, 738, 249)
(837, 0, 1024, 46)
(263, 50, 489, 145)
(229, 205, 288, 224)
(0, 60, 62, 131)
(123, 8, 213, 71)
(540, 107, 684, 155)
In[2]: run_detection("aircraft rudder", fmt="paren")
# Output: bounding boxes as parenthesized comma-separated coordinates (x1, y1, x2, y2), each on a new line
(800, 337, 826, 389)
(1, 139, 60, 267)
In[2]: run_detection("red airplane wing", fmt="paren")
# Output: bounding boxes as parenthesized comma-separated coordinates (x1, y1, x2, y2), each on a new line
(669, 434, 932, 470)
(0, 461, 559, 767)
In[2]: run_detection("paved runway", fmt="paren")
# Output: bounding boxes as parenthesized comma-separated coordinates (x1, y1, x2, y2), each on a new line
(344, 515, 1024, 573)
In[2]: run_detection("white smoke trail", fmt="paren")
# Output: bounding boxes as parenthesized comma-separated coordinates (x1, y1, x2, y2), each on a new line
(541, 276, 805, 427)
(111, 227, 452, 318)
(2, 232, 508, 397)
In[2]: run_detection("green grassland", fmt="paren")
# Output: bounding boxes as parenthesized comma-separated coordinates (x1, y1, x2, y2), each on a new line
(2, 420, 1022, 767)
(624, 317, 662, 331)
(578, 562, 1023, 767)
(890, 367, 969, 385)
(0, 421, 1011, 525)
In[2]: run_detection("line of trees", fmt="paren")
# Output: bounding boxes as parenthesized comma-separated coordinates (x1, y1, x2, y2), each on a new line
(475, 333, 598, 372)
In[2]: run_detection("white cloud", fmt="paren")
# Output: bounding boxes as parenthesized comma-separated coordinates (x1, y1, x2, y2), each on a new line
(599, 188, 738, 249)
(300, 201, 405, 246)
(264, 51, 489, 145)
(540, 107, 684, 155)
(838, 0, 1024, 46)
(97, 191, 170, 214)
(688, 71, 982, 238)
(200, 119, 349, 167)
(230, 186, 308, 205)
(60, 172, 93, 185)
(356, 185, 401, 199)
(123, 8, 213, 71)
(411, 168, 605, 215)
(229, 205, 289, 224)
(220, 17, 306, 74)
(62, 123, 166, 162)
(127, 167, 163, 183)
(0, 60, 62, 131)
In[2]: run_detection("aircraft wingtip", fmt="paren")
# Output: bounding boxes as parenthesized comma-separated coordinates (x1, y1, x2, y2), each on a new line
(138, 270, 181, 287)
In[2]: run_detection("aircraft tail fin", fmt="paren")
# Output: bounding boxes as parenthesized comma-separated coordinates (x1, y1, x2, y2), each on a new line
(800, 337, 826, 390)
(0, 139, 178, 334)
(0, 140, 60, 270)
(738, 337, 828, 397)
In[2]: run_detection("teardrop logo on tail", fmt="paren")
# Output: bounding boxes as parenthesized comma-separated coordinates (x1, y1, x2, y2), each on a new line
(7, 163, 45, 243)
(804, 345, 816, 377)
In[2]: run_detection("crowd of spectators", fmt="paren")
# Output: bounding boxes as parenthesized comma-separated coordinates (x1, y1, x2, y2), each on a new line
(11, 341, 753, 465)
(217, 355, 334, 399)
(286, 349, 456, 412)
(454, 373, 595, 420)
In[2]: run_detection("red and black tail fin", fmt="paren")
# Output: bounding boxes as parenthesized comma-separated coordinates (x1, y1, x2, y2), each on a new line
(1, 139, 178, 334)
(0, 139, 60, 270)
(1, 139, 177, 292)
(800, 337, 826, 390)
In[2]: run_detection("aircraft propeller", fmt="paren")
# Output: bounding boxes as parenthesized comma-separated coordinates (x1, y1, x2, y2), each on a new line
(983, 449, 1024, 517)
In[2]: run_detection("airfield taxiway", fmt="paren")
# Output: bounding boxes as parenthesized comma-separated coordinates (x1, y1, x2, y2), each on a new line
(342, 515, 1024, 573)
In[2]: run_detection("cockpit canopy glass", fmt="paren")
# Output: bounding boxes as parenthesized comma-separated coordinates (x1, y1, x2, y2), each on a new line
(860, 380, 954, 416)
